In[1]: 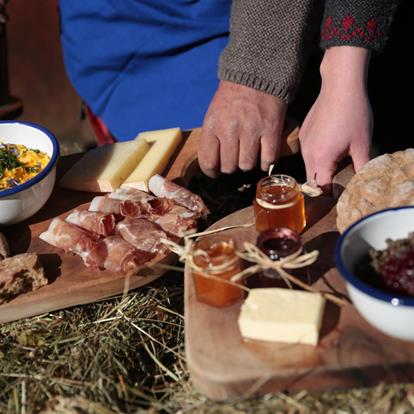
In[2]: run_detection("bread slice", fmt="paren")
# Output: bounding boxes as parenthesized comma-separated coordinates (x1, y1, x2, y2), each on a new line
(0, 253, 47, 305)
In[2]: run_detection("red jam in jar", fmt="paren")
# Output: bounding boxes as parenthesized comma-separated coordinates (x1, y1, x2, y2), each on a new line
(256, 227, 301, 287)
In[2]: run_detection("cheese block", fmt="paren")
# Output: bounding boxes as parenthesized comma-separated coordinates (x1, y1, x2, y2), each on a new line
(122, 128, 182, 191)
(238, 288, 325, 345)
(59, 139, 150, 192)
(137, 127, 182, 144)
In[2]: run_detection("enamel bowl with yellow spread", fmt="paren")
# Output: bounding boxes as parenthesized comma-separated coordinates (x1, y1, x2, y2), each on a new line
(0, 121, 59, 225)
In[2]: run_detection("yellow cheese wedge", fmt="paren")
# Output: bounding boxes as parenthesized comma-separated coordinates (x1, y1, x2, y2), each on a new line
(59, 139, 150, 192)
(238, 288, 325, 345)
(136, 127, 182, 144)
(122, 128, 182, 191)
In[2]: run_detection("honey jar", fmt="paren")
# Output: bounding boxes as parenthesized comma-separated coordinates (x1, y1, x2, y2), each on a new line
(257, 227, 302, 287)
(191, 235, 244, 307)
(253, 174, 306, 233)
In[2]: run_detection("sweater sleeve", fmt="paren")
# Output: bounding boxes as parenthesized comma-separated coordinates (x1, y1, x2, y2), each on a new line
(218, 0, 323, 103)
(320, 0, 400, 52)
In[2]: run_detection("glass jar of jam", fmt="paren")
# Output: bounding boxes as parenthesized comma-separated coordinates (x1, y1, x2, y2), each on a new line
(191, 235, 244, 307)
(257, 227, 302, 287)
(253, 174, 306, 234)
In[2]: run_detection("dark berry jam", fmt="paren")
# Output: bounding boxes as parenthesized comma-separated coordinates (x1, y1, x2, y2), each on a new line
(256, 227, 301, 288)
(356, 233, 414, 297)
(257, 227, 301, 260)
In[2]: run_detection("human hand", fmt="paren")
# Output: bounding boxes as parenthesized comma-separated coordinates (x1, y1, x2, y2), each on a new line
(299, 47, 372, 187)
(198, 80, 287, 177)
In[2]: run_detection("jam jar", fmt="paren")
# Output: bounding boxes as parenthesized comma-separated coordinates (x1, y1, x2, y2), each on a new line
(191, 235, 244, 307)
(253, 174, 306, 234)
(256, 227, 302, 287)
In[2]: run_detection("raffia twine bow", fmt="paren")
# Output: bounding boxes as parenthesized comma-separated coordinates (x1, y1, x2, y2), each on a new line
(160, 224, 348, 306)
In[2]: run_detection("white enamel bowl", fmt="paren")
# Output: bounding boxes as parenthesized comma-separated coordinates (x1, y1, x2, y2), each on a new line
(336, 207, 414, 341)
(0, 121, 59, 225)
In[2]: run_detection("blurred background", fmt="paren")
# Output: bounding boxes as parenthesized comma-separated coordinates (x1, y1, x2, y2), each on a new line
(1, 0, 412, 157)
(0, 0, 95, 155)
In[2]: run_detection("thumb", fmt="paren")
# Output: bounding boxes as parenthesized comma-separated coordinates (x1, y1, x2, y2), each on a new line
(350, 143, 370, 172)
(304, 157, 336, 189)
(314, 160, 337, 188)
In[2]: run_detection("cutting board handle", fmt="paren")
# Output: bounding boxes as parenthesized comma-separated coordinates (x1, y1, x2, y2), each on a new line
(167, 117, 300, 185)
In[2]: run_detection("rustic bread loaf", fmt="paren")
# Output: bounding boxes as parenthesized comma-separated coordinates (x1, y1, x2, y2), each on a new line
(0, 253, 47, 304)
(337, 149, 414, 233)
(0, 232, 9, 260)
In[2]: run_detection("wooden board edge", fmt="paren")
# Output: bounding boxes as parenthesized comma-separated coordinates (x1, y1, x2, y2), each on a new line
(0, 273, 162, 324)
(187, 361, 414, 401)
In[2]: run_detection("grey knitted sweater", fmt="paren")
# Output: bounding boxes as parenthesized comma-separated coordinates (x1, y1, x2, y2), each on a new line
(219, 0, 399, 103)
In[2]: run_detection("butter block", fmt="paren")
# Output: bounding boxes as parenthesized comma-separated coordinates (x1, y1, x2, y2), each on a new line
(122, 128, 182, 191)
(60, 139, 150, 192)
(238, 288, 325, 345)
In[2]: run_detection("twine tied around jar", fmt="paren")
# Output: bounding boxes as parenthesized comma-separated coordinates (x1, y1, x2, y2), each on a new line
(160, 225, 349, 306)
(233, 242, 348, 306)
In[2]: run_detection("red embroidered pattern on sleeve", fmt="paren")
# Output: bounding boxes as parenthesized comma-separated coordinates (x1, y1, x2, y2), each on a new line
(321, 15, 384, 44)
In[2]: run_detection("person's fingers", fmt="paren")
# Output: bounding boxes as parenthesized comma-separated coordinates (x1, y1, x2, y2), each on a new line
(260, 132, 281, 172)
(198, 128, 220, 178)
(304, 152, 336, 188)
(220, 135, 239, 174)
(350, 141, 370, 172)
(238, 131, 260, 171)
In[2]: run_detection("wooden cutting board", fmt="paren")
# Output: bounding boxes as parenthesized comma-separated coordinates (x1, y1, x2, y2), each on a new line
(0, 176, 171, 324)
(184, 196, 414, 401)
(0, 124, 300, 324)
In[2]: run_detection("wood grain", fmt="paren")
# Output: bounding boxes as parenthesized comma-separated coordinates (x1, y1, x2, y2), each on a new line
(184, 197, 414, 401)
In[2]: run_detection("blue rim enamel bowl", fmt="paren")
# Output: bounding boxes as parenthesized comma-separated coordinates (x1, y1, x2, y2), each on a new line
(0, 121, 59, 225)
(335, 206, 414, 341)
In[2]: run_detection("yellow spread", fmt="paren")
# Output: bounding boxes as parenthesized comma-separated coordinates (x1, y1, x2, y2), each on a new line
(0, 142, 50, 191)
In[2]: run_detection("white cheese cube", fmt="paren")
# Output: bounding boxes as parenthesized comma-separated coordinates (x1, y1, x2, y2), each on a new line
(238, 288, 325, 345)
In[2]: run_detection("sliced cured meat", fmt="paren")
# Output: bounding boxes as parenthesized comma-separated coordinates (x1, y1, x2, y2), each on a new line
(109, 187, 155, 203)
(39, 218, 103, 269)
(97, 236, 154, 274)
(146, 197, 176, 216)
(116, 218, 168, 254)
(65, 209, 116, 237)
(152, 213, 196, 237)
(167, 204, 199, 219)
(148, 175, 209, 217)
(89, 196, 142, 217)
(110, 188, 175, 217)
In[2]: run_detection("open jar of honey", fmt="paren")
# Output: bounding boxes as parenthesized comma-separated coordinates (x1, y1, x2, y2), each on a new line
(191, 235, 244, 307)
(253, 174, 306, 233)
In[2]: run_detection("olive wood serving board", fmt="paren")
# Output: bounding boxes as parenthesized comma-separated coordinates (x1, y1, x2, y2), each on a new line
(0, 124, 300, 324)
(184, 198, 414, 401)
(0, 177, 171, 324)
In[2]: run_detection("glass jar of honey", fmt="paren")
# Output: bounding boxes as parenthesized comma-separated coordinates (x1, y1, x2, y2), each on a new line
(257, 227, 301, 287)
(191, 235, 244, 307)
(253, 174, 306, 234)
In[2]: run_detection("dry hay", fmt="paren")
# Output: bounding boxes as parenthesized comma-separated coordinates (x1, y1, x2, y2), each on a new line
(1, 280, 414, 413)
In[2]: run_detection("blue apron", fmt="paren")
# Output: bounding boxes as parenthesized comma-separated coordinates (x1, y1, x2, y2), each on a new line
(59, 0, 231, 141)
